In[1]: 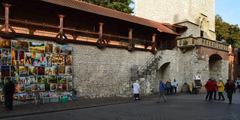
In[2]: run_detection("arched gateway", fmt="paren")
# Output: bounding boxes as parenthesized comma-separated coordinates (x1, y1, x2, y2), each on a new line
(209, 54, 223, 80)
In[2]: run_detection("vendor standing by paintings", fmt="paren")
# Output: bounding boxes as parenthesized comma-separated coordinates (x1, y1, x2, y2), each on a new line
(3, 80, 15, 110)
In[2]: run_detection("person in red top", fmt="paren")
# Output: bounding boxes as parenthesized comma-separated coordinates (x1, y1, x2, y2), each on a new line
(225, 80, 236, 104)
(205, 78, 214, 101)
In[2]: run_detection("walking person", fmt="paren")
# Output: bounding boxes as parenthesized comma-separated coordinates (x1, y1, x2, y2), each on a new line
(217, 80, 225, 101)
(157, 80, 167, 103)
(205, 78, 214, 101)
(3, 80, 15, 110)
(225, 80, 235, 104)
(132, 80, 140, 101)
(171, 79, 178, 94)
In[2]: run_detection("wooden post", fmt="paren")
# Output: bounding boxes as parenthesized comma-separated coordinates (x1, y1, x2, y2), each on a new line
(128, 28, 134, 51)
(4, 3, 10, 32)
(59, 14, 64, 34)
(96, 22, 105, 48)
(151, 34, 157, 54)
(56, 14, 67, 41)
(0, 3, 12, 32)
(99, 23, 104, 38)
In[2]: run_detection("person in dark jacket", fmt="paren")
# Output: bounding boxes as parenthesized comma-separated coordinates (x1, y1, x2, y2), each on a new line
(225, 80, 235, 104)
(3, 80, 15, 110)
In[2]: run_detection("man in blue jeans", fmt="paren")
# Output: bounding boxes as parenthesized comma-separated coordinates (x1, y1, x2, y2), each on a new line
(157, 80, 167, 103)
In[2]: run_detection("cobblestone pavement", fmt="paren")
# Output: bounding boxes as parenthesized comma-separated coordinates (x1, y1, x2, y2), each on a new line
(2, 93, 240, 120)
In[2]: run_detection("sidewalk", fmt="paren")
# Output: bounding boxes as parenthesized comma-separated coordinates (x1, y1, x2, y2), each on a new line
(0, 96, 134, 119)
(0, 93, 210, 119)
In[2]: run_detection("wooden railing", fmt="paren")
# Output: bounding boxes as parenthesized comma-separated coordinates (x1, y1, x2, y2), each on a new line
(177, 37, 229, 51)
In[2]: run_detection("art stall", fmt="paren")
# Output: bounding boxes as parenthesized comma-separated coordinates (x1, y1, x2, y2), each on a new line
(0, 38, 74, 105)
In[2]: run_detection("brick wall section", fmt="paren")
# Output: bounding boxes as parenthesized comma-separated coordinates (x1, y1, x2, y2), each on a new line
(197, 46, 229, 60)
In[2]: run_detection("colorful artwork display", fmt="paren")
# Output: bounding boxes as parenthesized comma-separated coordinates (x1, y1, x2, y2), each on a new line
(0, 39, 73, 95)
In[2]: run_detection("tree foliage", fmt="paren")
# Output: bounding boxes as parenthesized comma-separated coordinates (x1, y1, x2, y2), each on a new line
(82, 0, 134, 14)
(216, 15, 240, 47)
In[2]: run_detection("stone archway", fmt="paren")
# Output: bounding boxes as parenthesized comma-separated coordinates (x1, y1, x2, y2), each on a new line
(209, 54, 223, 80)
(157, 62, 171, 82)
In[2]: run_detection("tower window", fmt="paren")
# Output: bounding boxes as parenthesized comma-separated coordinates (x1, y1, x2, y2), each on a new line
(200, 30, 204, 37)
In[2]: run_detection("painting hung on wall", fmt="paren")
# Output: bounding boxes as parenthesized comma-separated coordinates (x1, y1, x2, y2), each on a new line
(11, 66, 19, 76)
(28, 66, 37, 75)
(65, 55, 72, 65)
(37, 76, 47, 84)
(45, 54, 52, 66)
(24, 84, 32, 92)
(25, 52, 32, 66)
(37, 67, 45, 75)
(12, 40, 29, 51)
(31, 84, 38, 91)
(48, 75, 57, 83)
(65, 66, 72, 75)
(19, 77, 27, 84)
(19, 66, 28, 76)
(1, 66, 10, 78)
(50, 83, 57, 91)
(29, 42, 45, 53)
(11, 49, 18, 65)
(28, 76, 37, 84)
(53, 45, 61, 53)
(1, 49, 11, 65)
(0, 39, 11, 48)
(58, 65, 65, 75)
(37, 84, 45, 91)
(19, 51, 25, 65)
(51, 54, 64, 65)
(45, 43, 53, 53)
(32, 53, 45, 66)
(57, 84, 67, 91)
(58, 76, 66, 84)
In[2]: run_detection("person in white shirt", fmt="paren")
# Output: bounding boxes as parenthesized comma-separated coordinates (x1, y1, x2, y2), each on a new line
(132, 80, 140, 101)
(171, 79, 178, 94)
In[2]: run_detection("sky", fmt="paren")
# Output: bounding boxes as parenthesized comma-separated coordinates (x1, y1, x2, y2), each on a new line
(216, 0, 240, 25)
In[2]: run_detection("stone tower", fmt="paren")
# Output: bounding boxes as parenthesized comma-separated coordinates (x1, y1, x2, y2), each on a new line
(134, 0, 216, 40)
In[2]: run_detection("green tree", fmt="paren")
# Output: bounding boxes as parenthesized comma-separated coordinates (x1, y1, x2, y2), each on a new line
(82, 0, 134, 14)
(216, 15, 240, 47)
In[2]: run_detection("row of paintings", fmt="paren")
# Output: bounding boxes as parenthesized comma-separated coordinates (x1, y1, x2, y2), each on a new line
(0, 39, 72, 55)
(0, 49, 73, 66)
(1, 75, 73, 84)
(1, 75, 73, 92)
(0, 65, 72, 77)
(15, 83, 72, 92)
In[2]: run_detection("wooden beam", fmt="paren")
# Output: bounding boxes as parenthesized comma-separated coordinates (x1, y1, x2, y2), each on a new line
(151, 34, 157, 54)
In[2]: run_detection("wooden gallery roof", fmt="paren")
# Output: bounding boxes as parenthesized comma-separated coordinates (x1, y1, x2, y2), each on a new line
(0, 0, 186, 52)
(41, 0, 179, 35)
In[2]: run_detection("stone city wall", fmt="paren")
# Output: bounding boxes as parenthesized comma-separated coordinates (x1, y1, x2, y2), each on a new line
(71, 44, 153, 98)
